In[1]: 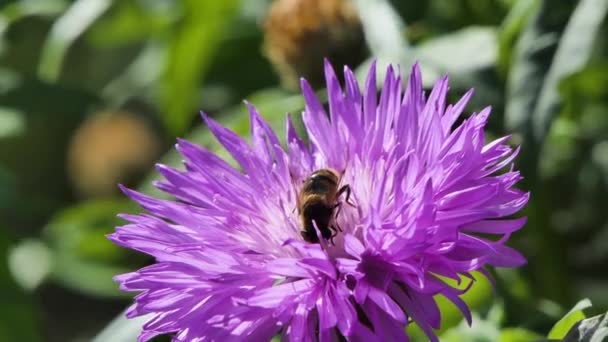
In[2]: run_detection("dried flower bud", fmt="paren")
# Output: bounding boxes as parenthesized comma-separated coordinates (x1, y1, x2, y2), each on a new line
(263, 0, 366, 89)
(67, 110, 161, 198)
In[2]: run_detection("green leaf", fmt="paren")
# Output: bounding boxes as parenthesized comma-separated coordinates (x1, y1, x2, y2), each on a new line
(418, 26, 497, 73)
(354, 0, 410, 63)
(86, 0, 176, 47)
(547, 298, 592, 339)
(0, 79, 98, 229)
(503, 0, 576, 305)
(0, 68, 21, 93)
(437, 302, 504, 342)
(558, 64, 608, 116)
(160, 0, 240, 136)
(504, 0, 574, 138)
(45, 198, 140, 264)
(531, 0, 608, 143)
(0, 106, 24, 138)
(101, 41, 164, 105)
(497, 0, 540, 76)
(91, 310, 149, 342)
(0, 0, 67, 22)
(8, 239, 52, 290)
(415, 26, 500, 89)
(353, 0, 412, 89)
(43, 199, 141, 297)
(0, 165, 16, 209)
(38, 0, 112, 81)
(561, 313, 608, 342)
(49, 250, 132, 298)
(358, 26, 500, 97)
(0, 228, 42, 341)
(497, 328, 542, 342)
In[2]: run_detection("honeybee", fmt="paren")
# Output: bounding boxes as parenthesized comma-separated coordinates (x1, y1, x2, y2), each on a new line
(297, 168, 353, 244)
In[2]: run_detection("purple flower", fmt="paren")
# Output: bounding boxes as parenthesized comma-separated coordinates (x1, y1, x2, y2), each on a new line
(109, 61, 529, 341)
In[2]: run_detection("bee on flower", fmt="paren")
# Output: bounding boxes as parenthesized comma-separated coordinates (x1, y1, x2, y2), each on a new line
(110, 60, 529, 341)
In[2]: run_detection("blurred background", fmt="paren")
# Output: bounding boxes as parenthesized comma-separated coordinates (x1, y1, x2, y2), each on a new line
(0, 0, 606, 341)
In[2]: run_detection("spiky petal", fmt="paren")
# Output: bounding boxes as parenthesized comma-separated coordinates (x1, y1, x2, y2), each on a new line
(110, 60, 528, 341)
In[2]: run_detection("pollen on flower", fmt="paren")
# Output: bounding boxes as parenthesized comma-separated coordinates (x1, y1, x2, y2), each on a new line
(110, 59, 528, 342)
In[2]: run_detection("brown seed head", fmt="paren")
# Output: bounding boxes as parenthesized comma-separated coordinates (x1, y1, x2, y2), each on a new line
(263, 0, 366, 89)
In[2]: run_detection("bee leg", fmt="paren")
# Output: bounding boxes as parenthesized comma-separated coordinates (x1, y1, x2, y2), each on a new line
(332, 205, 345, 233)
(331, 223, 343, 233)
(337, 185, 355, 207)
(333, 202, 342, 218)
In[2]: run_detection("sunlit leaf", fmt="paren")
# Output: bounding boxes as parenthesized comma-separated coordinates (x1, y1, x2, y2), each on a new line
(91, 310, 149, 342)
(504, 0, 571, 138)
(436, 301, 504, 342)
(0, 0, 67, 22)
(358, 26, 500, 100)
(558, 64, 608, 116)
(0, 68, 21, 93)
(353, 0, 411, 88)
(8, 239, 52, 291)
(497, 327, 542, 342)
(160, 0, 240, 136)
(547, 298, 592, 339)
(531, 0, 608, 142)
(561, 313, 608, 342)
(503, 0, 577, 305)
(101, 41, 164, 105)
(543, 64, 608, 179)
(86, 0, 176, 47)
(497, 0, 540, 76)
(38, 0, 112, 81)
(0, 106, 24, 138)
(415, 26, 498, 93)
(417, 26, 497, 74)
(354, 0, 410, 63)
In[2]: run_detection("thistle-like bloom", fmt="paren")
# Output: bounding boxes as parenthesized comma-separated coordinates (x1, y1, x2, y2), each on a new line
(110, 61, 528, 341)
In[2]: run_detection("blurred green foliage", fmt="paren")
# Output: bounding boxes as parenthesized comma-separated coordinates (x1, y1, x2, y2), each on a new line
(0, 228, 41, 342)
(0, 0, 607, 341)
